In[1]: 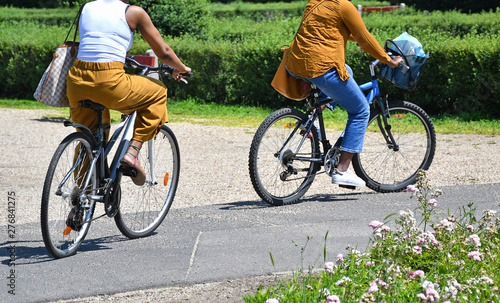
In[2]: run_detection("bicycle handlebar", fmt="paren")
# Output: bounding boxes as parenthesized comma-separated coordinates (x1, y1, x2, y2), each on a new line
(370, 52, 409, 78)
(125, 56, 194, 83)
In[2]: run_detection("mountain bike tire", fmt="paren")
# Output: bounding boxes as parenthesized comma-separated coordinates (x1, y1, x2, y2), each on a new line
(249, 108, 320, 206)
(352, 100, 436, 192)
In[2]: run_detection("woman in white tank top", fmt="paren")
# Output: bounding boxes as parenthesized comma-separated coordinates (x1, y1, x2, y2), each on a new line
(67, 0, 191, 186)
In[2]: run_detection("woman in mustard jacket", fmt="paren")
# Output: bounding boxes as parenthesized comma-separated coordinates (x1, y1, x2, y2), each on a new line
(287, 0, 403, 187)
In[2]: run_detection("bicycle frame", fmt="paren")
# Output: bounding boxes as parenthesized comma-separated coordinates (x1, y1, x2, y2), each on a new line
(56, 56, 188, 211)
(58, 110, 137, 210)
(284, 59, 399, 168)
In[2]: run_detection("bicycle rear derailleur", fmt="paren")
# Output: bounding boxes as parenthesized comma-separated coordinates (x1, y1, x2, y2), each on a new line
(278, 148, 298, 181)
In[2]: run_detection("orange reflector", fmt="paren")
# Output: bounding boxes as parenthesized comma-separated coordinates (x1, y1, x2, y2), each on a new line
(391, 114, 406, 119)
(163, 172, 169, 186)
(283, 122, 295, 128)
(63, 226, 72, 236)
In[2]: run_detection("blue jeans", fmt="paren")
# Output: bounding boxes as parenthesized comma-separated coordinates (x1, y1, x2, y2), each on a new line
(291, 65, 369, 153)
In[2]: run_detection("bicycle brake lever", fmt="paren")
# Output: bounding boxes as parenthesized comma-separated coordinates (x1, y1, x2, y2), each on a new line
(398, 61, 409, 74)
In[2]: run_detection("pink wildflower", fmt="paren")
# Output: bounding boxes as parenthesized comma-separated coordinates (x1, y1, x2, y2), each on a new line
(368, 220, 383, 230)
(467, 234, 481, 247)
(327, 295, 341, 303)
(380, 225, 390, 232)
(409, 270, 425, 279)
(466, 224, 474, 232)
(325, 262, 335, 273)
(319, 288, 330, 297)
(417, 281, 440, 302)
(266, 299, 279, 303)
(468, 251, 482, 261)
(413, 245, 422, 255)
(368, 281, 379, 294)
(306, 284, 313, 290)
(336, 253, 344, 264)
(427, 199, 437, 207)
(407, 184, 418, 192)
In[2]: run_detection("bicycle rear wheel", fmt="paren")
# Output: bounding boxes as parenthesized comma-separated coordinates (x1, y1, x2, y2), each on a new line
(114, 124, 180, 238)
(41, 133, 97, 258)
(352, 101, 436, 192)
(249, 108, 320, 206)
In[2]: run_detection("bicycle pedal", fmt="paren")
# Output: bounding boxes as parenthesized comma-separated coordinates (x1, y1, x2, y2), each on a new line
(339, 184, 356, 190)
(119, 166, 138, 177)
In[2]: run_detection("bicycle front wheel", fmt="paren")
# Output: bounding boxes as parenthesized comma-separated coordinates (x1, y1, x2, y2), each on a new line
(352, 101, 436, 192)
(41, 133, 97, 258)
(249, 108, 320, 206)
(115, 124, 180, 238)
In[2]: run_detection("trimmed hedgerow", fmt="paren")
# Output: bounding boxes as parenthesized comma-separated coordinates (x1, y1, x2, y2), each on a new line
(0, 21, 68, 99)
(127, 28, 500, 116)
(1, 9, 499, 117)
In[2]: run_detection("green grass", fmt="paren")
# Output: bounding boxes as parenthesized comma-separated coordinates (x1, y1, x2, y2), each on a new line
(0, 99, 52, 109)
(3, 98, 499, 135)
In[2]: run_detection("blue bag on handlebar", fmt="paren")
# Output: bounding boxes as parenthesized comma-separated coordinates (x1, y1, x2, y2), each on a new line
(379, 32, 429, 91)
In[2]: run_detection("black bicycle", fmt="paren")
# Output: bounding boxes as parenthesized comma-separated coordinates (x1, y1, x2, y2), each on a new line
(249, 57, 436, 206)
(41, 57, 192, 258)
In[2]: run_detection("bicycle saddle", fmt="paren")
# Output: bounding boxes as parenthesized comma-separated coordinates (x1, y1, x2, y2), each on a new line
(79, 100, 106, 112)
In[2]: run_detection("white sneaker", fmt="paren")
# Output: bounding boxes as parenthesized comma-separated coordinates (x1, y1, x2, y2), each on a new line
(331, 169, 366, 188)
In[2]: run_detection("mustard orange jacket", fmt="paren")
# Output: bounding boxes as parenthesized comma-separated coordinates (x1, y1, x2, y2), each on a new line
(286, 0, 391, 80)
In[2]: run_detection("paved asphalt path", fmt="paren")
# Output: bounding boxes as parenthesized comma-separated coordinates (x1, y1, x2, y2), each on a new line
(1, 183, 499, 303)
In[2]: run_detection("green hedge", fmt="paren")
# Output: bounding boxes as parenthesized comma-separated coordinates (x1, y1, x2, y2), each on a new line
(0, 6, 77, 25)
(363, 9, 500, 36)
(0, 21, 67, 99)
(1, 11, 499, 117)
(108, 30, 500, 117)
(402, 0, 498, 13)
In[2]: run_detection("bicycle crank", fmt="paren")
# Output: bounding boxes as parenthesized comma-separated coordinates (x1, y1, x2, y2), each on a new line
(324, 147, 341, 177)
(103, 175, 122, 218)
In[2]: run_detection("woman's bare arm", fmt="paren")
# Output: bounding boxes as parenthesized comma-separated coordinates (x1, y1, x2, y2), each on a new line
(125, 6, 191, 78)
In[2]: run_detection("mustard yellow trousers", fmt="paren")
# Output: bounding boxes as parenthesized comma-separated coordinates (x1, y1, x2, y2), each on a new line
(66, 59, 168, 142)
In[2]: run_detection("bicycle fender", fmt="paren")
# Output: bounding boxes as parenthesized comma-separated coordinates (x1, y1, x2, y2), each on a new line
(63, 120, 97, 146)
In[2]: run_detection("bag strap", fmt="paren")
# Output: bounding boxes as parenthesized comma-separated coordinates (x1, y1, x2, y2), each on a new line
(283, 0, 326, 50)
(292, 0, 327, 40)
(64, 3, 86, 43)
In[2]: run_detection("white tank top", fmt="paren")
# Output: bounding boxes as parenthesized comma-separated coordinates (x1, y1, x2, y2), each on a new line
(77, 0, 133, 63)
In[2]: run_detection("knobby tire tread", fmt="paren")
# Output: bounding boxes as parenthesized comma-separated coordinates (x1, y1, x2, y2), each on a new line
(352, 101, 436, 192)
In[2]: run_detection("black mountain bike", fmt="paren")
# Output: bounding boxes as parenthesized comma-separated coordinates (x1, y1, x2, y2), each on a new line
(249, 58, 436, 206)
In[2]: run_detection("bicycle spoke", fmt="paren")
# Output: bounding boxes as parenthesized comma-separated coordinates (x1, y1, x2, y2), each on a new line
(41, 133, 96, 258)
(115, 125, 180, 238)
(249, 108, 320, 205)
(353, 101, 436, 192)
